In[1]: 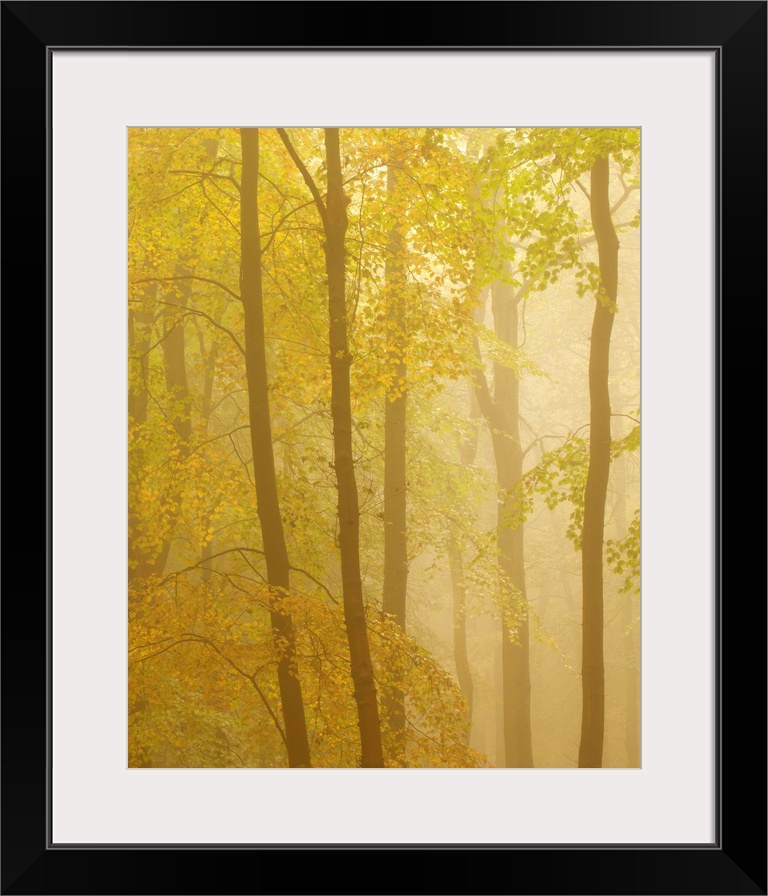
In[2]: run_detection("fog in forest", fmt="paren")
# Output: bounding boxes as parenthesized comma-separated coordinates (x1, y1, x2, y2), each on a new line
(128, 127, 640, 768)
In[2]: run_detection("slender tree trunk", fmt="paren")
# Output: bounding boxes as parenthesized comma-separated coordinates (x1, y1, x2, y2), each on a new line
(135, 136, 220, 583)
(472, 274, 534, 767)
(198, 333, 219, 582)
(448, 526, 474, 731)
(447, 360, 483, 735)
(277, 126, 384, 768)
(161, 264, 193, 443)
(324, 128, 384, 768)
(197, 135, 222, 582)
(494, 643, 504, 767)
(578, 155, 619, 768)
(128, 277, 190, 582)
(382, 164, 408, 630)
(130, 257, 197, 584)
(128, 294, 157, 582)
(148, 261, 196, 577)
(490, 271, 533, 768)
(381, 163, 408, 756)
(240, 128, 311, 768)
(128, 295, 153, 427)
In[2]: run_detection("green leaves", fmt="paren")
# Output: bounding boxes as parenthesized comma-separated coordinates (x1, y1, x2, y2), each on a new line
(522, 435, 590, 548)
(606, 508, 640, 595)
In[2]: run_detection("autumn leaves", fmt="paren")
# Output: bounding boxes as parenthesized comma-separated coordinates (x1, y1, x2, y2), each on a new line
(128, 128, 639, 768)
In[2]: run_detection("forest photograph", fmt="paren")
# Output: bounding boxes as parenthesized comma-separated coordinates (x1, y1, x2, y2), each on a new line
(128, 126, 640, 769)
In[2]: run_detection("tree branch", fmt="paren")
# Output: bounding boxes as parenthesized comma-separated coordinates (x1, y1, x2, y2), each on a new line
(610, 182, 639, 216)
(170, 168, 241, 192)
(131, 275, 241, 303)
(149, 300, 246, 357)
(276, 128, 329, 231)
(469, 334, 506, 433)
(261, 197, 318, 254)
(184, 633, 289, 751)
(160, 547, 337, 605)
(575, 178, 590, 201)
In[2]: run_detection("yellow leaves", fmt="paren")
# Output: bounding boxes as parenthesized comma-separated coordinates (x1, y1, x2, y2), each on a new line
(127, 127, 640, 769)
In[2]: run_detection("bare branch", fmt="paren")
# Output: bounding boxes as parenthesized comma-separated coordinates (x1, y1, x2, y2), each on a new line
(150, 300, 246, 357)
(610, 184, 639, 216)
(276, 128, 329, 231)
(131, 275, 241, 303)
(469, 334, 506, 433)
(575, 179, 590, 201)
(170, 168, 241, 192)
(261, 197, 318, 254)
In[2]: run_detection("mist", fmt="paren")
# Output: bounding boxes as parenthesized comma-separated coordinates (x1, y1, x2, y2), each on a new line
(128, 127, 640, 769)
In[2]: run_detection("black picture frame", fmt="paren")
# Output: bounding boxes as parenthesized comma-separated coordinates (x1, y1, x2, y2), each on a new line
(2, 3, 764, 894)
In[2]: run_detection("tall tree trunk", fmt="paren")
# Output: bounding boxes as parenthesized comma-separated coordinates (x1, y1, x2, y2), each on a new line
(381, 162, 408, 757)
(130, 261, 197, 584)
(128, 294, 153, 427)
(494, 643, 504, 767)
(150, 261, 196, 577)
(128, 277, 189, 582)
(323, 128, 384, 768)
(198, 331, 219, 583)
(447, 347, 484, 735)
(490, 271, 533, 768)
(128, 293, 157, 583)
(472, 278, 534, 766)
(448, 526, 474, 731)
(578, 155, 619, 768)
(138, 132, 219, 583)
(277, 127, 384, 767)
(240, 128, 311, 768)
(161, 263, 193, 443)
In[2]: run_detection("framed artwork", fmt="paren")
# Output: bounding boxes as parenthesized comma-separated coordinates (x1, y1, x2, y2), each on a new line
(3, 2, 764, 893)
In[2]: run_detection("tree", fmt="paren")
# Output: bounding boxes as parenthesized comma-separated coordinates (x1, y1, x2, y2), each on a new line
(381, 156, 409, 755)
(239, 128, 312, 768)
(446, 375, 482, 730)
(277, 127, 385, 768)
(465, 139, 535, 767)
(471, 272, 534, 768)
(578, 154, 619, 768)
